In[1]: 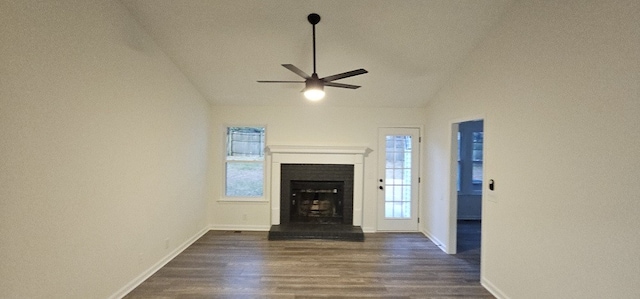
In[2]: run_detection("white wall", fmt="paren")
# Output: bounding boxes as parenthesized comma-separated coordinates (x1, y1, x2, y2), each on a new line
(209, 105, 425, 233)
(0, 1, 210, 298)
(424, 1, 640, 298)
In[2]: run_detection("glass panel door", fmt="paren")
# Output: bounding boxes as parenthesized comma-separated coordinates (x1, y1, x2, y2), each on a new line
(378, 128, 420, 231)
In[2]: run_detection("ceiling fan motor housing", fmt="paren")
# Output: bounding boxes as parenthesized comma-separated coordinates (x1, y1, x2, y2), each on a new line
(305, 77, 324, 92)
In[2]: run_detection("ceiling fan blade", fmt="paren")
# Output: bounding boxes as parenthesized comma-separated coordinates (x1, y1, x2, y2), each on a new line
(282, 64, 310, 79)
(257, 80, 305, 83)
(325, 82, 361, 89)
(321, 69, 368, 82)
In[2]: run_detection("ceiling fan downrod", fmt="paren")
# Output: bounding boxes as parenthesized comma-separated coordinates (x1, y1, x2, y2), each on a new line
(308, 13, 321, 75)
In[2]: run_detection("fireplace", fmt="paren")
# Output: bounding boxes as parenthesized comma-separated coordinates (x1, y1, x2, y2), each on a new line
(280, 164, 354, 225)
(267, 146, 367, 241)
(267, 145, 369, 231)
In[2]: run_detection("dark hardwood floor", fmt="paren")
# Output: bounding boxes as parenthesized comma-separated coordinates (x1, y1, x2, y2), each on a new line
(456, 220, 482, 270)
(124, 230, 492, 298)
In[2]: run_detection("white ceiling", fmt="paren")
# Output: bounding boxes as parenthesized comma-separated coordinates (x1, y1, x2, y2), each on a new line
(121, 0, 513, 108)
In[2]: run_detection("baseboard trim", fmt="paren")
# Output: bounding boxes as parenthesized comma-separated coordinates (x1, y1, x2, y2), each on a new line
(209, 224, 270, 231)
(421, 229, 448, 253)
(362, 226, 376, 233)
(481, 276, 509, 299)
(108, 226, 209, 299)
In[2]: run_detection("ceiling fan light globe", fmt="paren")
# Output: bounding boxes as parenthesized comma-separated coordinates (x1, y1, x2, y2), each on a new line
(304, 89, 325, 101)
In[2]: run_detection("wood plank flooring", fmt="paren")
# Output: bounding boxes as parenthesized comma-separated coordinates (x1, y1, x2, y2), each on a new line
(124, 230, 492, 298)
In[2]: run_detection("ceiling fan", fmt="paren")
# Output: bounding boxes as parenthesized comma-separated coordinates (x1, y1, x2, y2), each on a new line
(258, 13, 368, 101)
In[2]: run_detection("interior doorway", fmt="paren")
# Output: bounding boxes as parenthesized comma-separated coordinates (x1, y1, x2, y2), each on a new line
(457, 120, 483, 253)
(448, 119, 483, 254)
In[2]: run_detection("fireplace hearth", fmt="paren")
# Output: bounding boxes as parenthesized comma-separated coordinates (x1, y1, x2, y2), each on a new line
(267, 223, 364, 241)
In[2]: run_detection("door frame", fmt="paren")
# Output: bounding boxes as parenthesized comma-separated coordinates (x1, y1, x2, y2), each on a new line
(376, 126, 422, 231)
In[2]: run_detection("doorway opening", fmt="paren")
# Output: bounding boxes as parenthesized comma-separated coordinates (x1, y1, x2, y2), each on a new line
(449, 120, 483, 254)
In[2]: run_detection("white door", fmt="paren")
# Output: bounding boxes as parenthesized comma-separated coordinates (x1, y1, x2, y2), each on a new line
(377, 127, 420, 231)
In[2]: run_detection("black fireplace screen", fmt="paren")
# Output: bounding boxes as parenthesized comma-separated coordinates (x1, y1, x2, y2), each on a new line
(290, 181, 344, 224)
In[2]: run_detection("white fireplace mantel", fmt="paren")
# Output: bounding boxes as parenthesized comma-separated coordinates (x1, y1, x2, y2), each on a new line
(267, 145, 370, 155)
(266, 145, 370, 227)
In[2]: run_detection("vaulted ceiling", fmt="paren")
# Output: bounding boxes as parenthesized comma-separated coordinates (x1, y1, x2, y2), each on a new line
(121, 0, 513, 107)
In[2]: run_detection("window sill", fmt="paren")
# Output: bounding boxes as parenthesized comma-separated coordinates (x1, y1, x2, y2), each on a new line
(457, 192, 483, 196)
(217, 197, 269, 203)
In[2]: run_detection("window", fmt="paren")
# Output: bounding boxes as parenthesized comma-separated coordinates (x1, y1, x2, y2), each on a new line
(225, 126, 265, 197)
(471, 131, 484, 188)
(457, 120, 483, 194)
(384, 135, 413, 218)
(457, 132, 461, 192)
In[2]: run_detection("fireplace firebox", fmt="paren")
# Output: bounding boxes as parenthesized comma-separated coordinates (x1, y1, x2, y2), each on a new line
(290, 181, 344, 224)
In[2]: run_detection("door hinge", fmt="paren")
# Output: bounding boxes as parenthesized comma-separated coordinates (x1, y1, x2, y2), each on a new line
(418, 217, 420, 223)
(418, 177, 421, 183)
(419, 137, 422, 142)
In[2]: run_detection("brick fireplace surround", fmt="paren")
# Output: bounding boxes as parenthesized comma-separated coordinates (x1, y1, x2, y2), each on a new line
(280, 164, 354, 224)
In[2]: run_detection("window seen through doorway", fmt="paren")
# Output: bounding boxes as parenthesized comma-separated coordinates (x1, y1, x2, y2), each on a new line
(457, 121, 483, 194)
